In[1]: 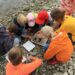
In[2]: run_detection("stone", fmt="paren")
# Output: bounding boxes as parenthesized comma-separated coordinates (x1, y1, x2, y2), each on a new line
(23, 6, 30, 11)
(63, 72, 68, 75)
(42, 68, 46, 72)
(42, 74, 45, 75)
(73, 64, 75, 70)
(56, 67, 60, 71)
(68, 69, 73, 75)
(53, 73, 57, 75)
(47, 66, 52, 70)
(55, 72, 63, 75)
(42, 6, 50, 10)
(73, 70, 75, 75)
(0, 0, 75, 75)
(59, 66, 64, 72)
(68, 66, 73, 69)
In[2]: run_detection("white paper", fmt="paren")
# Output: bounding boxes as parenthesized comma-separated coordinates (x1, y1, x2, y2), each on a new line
(22, 41, 35, 51)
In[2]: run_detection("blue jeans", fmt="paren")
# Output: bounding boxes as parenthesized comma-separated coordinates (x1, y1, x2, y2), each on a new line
(43, 44, 49, 52)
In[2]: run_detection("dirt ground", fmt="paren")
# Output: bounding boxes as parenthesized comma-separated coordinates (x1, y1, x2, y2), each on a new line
(0, 0, 75, 75)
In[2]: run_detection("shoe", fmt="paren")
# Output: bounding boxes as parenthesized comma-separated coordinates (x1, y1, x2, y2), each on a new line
(48, 58, 58, 65)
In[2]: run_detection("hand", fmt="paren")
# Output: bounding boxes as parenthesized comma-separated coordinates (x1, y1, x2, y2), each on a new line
(28, 35, 32, 40)
(27, 56, 37, 61)
(27, 28, 32, 31)
(27, 56, 32, 60)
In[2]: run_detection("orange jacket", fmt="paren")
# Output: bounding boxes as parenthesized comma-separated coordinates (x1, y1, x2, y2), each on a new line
(6, 57, 42, 75)
(44, 32, 73, 63)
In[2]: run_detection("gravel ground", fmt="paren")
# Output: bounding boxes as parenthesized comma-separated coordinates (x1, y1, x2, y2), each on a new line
(0, 0, 32, 18)
(0, 0, 75, 75)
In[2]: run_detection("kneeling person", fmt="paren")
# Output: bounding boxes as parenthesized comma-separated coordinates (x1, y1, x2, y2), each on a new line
(6, 47, 42, 75)
(41, 26, 73, 64)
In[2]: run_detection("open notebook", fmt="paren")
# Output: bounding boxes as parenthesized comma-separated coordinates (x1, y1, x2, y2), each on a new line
(22, 41, 35, 52)
(31, 33, 48, 46)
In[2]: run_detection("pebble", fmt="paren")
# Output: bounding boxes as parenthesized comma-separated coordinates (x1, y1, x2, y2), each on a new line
(68, 69, 73, 75)
(42, 74, 45, 75)
(63, 72, 68, 75)
(47, 66, 52, 70)
(59, 66, 64, 72)
(68, 66, 73, 69)
(53, 73, 57, 75)
(0, 0, 75, 75)
(56, 67, 60, 71)
(55, 72, 63, 75)
(22, 6, 30, 11)
(42, 6, 50, 10)
(73, 64, 75, 70)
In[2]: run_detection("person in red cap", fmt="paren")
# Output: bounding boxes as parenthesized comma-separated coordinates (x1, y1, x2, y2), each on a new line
(36, 10, 53, 28)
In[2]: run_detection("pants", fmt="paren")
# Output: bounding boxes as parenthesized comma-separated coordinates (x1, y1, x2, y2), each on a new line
(43, 43, 49, 52)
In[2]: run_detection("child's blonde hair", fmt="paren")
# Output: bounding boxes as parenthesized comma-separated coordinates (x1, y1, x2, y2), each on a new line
(41, 26, 55, 39)
(17, 14, 27, 25)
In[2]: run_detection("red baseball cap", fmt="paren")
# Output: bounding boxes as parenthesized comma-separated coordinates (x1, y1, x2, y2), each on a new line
(36, 10, 49, 25)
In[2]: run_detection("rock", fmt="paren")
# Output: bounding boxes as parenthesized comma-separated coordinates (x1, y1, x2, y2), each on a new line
(59, 67, 64, 72)
(55, 72, 63, 75)
(30, 3, 35, 7)
(73, 63, 75, 70)
(73, 70, 75, 75)
(71, 53, 75, 58)
(42, 74, 46, 75)
(47, 66, 52, 70)
(68, 69, 73, 75)
(56, 67, 60, 71)
(63, 72, 68, 75)
(23, 6, 30, 11)
(42, 6, 50, 10)
(42, 68, 46, 72)
(53, 73, 57, 75)
(62, 64, 68, 71)
(51, 65, 56, 69)
(68, 66, 73, 69)
(0, 0, 75, 75)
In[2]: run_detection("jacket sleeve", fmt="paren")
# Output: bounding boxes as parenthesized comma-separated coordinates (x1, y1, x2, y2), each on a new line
(44, 42, 62, 60)
(24, 57, 42, 74)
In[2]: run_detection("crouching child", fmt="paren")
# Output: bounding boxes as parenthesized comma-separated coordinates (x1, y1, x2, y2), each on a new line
(13, 14, 32, 40)
(6, 47, 42, 75)
(40, 26, 73, 64)
(0, 24, 20, 56)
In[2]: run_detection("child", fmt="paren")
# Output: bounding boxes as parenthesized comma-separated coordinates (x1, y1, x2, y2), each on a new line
(13, 14, 32, 40)
(13, 14, 27, 36)
(7, 25, 21, 46)
(59, 0, 75, 15)
(0, 24, 9, 56)
(40, 26, 73, 64)
(35, 10, 53, 28)
(6, 47, 42, 75)
(26, 12, 39, 33)
(26, 12, 37, 27)
(0, 24, 20, 56)
(50, 8, 75, 44)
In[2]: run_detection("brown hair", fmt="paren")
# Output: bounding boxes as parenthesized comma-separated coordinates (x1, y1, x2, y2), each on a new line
(50, 8, 65, 21)
(8, 25, 18, 33)
(8, 47, 23, 66)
